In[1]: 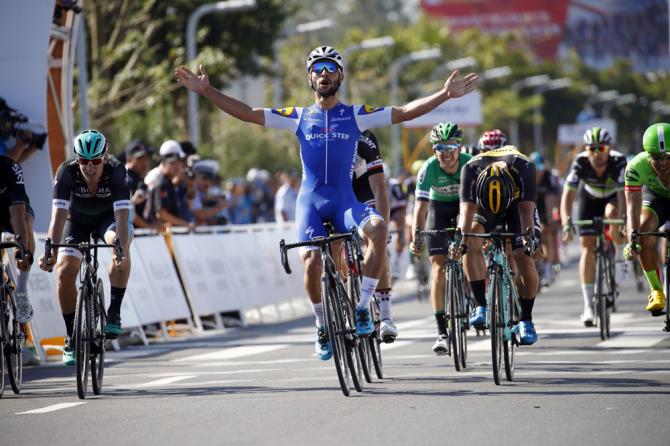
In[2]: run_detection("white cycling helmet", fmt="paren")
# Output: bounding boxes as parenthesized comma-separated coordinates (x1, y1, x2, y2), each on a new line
(306, 46, 345, 72)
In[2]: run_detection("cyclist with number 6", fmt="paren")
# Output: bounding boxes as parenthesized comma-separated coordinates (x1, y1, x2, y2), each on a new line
(38, 130, 132, 365)
(624, 123, 670, 314)
(409, 122, 472, 354)
(452, 145, 541, 345)
(560, 128, 626, 326)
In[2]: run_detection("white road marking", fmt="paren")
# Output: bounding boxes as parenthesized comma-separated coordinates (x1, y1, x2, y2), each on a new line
(595, 335, 665, 349)
(17, 402, 86, 414)
(137, 375, 196, 387)
(380, 340, 414, 351)
(174, 344, 289, 362)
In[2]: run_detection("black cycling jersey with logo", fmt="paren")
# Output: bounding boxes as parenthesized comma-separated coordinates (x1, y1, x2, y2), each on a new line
(536, 170, 561, 220)
(565, 151, 626, 199)
(460, 147, 537, 204)
(0, 155, 30, 231)
(52, 156, 131, 221)
(352, 130, 384, 205)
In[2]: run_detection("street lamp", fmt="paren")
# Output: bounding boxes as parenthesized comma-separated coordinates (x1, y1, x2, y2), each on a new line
(532, 78, 572, 153)
(340, 36, 395, 103)
(272, 19, 334, 108)
(186, 0, 257, 146)
(480, 66, 512, 81)
(390, 48, 442, 173)
(509, 75, 550, 146)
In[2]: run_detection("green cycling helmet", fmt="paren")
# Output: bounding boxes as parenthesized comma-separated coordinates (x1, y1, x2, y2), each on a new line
(429, 122, 463, 145)
(74, 129, 107, 159)
(642, 123, 670, 154)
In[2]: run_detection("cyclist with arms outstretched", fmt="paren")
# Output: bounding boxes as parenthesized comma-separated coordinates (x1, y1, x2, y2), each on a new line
(409, 122, 472, 354)
(175, 46, 478, 360)
(38, 130, 132, 364)
(624, 123, 670, 314)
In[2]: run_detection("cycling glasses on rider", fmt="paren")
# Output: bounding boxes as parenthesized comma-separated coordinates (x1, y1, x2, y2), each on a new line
(432, 142, 461, 153)
(310, 60, 339, 74)
(78, 157, 104, 166)
(650, 152, 670, 161)
(585, 144, 609, 153)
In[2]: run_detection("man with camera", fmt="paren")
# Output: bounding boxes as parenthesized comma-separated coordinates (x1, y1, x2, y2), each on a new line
(0, 98, 47, 163)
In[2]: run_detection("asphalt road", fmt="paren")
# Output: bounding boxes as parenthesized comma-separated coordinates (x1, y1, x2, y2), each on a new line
(1, 260, 669, 446)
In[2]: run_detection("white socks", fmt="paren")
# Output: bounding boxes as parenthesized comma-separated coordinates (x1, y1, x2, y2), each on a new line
(376, 288, 392, 320)
(357, 276, 379, 310)
(312, 302, 324, 329)
(581, 284, 594, 309)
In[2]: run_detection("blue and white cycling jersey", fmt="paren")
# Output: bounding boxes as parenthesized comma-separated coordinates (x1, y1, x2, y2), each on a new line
(264, 102, 392, 242)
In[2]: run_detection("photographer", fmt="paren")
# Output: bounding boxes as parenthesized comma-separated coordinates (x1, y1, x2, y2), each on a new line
(0, 98, 47, 163)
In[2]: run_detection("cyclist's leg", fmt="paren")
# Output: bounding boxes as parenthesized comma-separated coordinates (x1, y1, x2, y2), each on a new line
(638, 191, 667, 312)
(576, 192, 606, 322)
(605, 199, 627, 284)
(464, 209, 489, 326)
(103, 215, 134, 335)
(429, 254, 449, 352)
(11, 206, 36, 322)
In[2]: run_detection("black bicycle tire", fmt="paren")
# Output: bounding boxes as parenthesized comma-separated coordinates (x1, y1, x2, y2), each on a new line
(596, 254, 608, 340)
(503, 277, 517, 382)
(490, 269, 503, 385)
(605, 254, 614, 336)
(350, 272, 373, 384)
(91, 279, 106, 395)
(0, 291, 6, 398)
(459, 269, 470, 369)
(5, 294, 22, 394)
(338, 279, 363, 392)
(75, 283, 90, 399)
(447, 266, 461, 371)
(324, 275, 350, 396)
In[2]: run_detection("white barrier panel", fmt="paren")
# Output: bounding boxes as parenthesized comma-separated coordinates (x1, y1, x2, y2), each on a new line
(171, 233, 242, 316)
(27, 241, 65, 341)
(122, 242, 168, 325)
(96, 248, 143, 329)
(132, 236, 191, 321)
(277, 225, 307, 298)
(215, 232, 264, 308)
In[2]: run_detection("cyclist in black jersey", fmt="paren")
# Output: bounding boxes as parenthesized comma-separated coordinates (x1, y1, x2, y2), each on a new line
(352, 130, 397, 341)
(38, 130, 132, 365)
(454, 145, 541, 345)
(560, 127, 626, 326)
(0, 155, 36, 323)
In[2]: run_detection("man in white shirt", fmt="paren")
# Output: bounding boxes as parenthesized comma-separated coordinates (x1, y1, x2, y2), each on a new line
(274, 168, 299, 222)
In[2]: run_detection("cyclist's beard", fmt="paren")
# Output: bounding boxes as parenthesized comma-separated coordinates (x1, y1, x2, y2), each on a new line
(311, 79, 341, 98)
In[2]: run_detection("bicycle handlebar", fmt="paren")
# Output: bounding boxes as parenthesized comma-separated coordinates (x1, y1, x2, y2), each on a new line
(0, 234, 25, 260)
(279, 231, 357, 275)
(44, 237, 122, 264)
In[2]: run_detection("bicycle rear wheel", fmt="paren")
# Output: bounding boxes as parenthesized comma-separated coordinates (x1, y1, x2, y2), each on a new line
(324, 276, 350, 396)
(349, 273, 373, 384)
(75, 283, 91, 399)
(459, 272, 471, 369)
(446, 266, 460, 371)
(0, 296, 6, 398)
(91, 279, 106, 395)
(503, 284, 518, 382)
(4, 294, 23, 394)
(489, 269, 504, 385)
(338, 279, 363, 392)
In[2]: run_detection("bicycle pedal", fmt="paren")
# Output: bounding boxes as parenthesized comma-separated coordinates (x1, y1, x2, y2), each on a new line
(382, 335, 396, 344)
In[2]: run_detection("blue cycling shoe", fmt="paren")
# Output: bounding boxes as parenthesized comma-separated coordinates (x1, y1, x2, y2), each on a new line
(512, 320, 538, 345)
(315, 328, 332, 361)
(355, 307, 374, 336)
(469, 306, 487, 327)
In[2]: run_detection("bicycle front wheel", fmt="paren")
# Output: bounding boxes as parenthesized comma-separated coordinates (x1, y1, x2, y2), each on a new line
(489, 269, 504, 385)
(338, 279, 363, 392)
(446, 266, 460, 371)
(91, 279, 106, 395)
(595, 253, 609, 341)
(4, 295, 23, 394)
(324, 276, 350, 396)
(0, 297, 6, 398)
(75, 283, 91, 399)
(503, 285, 518, 382)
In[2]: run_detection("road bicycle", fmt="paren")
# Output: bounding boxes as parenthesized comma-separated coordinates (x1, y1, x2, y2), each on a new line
(280, 228, 366, 396)
(0, 235, 26, 397)
(417, 228, 472, 371)
(631, 229, 670, 332)
(45, 236, 121, 399)
(572, 218, 623, 340)
(461, 228, 535, 385)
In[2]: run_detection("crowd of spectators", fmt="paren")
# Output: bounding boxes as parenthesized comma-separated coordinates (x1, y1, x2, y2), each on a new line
(119, 139, 301, 230)
(561, 0, 669, 71)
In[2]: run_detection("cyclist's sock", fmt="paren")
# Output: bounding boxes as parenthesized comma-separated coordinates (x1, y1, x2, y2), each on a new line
(543, 262, 552, 280)
(108, 286, 126, 315)
(581, 284, 594, 308)
(311, 302, 324, 329)
(644, 269, 663, 291)
(470, 279, 486, 307)
(357, 276, 379, 309)
(63, 312, 75, 338)
(434, 311, 447, 336)
(376, 288, 392, 320)
(15, 268, 30, 296)
(520, 298, 535, 321)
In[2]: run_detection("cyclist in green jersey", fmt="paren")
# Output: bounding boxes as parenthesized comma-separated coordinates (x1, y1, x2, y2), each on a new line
(409, 122, 472, 354)
(624, 123, 670, 314)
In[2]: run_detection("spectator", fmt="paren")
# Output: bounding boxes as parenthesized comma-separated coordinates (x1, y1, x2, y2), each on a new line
(274, 168, 299, 222)
(150, 145, 192, 227)
(247, 168, 275, 222)
(226, 178, 254, 224)
(191, 159, 230, 225)
(144, 140, 185, 191)
(124, 140, 157, 229)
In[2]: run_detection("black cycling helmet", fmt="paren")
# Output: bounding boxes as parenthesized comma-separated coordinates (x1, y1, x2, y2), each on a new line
(475, 164, 515, 215)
